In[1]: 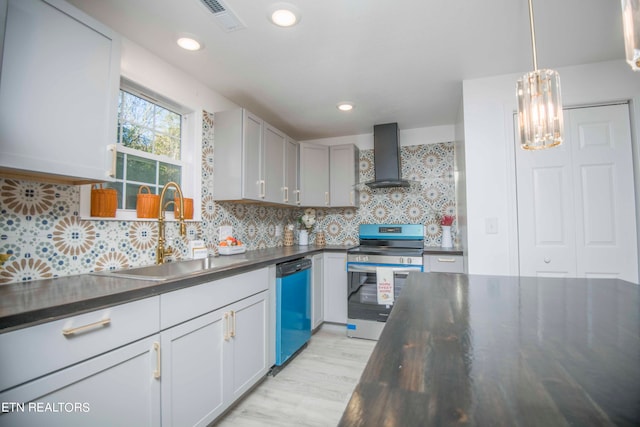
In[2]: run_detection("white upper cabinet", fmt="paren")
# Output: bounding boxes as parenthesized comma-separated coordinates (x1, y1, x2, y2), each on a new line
(284, 137, 300, 206)
(329, 144, 359, 207)
(262, 122, 286, 203)
(213, 108, 287, 205)
(0, 0, 120, 184)
(299, 142, 359, 207)
(299, 143, 330, 207)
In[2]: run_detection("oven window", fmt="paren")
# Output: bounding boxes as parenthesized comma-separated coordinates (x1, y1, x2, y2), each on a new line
(348, 271, 409, 305)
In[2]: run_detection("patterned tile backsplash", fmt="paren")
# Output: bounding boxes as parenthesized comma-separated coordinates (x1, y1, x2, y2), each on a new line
(0, 111, 455, 284)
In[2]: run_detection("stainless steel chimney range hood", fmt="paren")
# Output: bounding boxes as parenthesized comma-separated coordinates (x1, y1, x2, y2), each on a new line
(365, 122, 411, 189)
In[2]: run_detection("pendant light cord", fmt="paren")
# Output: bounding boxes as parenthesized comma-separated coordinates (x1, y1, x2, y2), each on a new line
(528, 0, 538, 70)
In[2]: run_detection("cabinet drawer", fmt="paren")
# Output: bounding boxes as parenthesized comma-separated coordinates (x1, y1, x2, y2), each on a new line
(161, 267, 269, 329)
(0, 296, 159, 392)
(427, 255, 464, 273)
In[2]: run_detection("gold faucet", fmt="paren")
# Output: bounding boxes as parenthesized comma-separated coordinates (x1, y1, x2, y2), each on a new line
(157, 182, 187, 264)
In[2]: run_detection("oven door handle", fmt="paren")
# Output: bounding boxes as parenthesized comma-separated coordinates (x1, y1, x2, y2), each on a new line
(347, 264, 421, 274)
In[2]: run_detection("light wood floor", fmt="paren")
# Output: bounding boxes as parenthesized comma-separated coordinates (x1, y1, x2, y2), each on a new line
(215, 325, 377, 427)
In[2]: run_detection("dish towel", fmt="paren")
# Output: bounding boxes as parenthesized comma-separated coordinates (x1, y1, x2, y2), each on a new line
(376, 267, 395, 305)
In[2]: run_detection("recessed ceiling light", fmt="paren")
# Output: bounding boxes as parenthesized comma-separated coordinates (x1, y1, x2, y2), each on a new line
(337, 102, 354, 112)
(176, 35, 203, 51)
(269, 3, 300, 27)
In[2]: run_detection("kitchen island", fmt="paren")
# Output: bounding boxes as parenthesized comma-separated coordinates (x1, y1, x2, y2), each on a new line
(339, 273, 640, 426)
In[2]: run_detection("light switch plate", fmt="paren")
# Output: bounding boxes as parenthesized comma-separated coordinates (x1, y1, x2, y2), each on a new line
(485, 218, 498, 234)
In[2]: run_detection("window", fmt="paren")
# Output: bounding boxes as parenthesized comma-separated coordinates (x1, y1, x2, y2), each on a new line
(107, 88, 184, 211)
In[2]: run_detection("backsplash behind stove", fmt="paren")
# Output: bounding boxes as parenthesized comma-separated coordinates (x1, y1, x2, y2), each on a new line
(0, 111, 455, 284)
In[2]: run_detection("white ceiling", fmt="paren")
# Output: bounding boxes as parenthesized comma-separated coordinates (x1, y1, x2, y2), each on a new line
(67, 0, 625, 141)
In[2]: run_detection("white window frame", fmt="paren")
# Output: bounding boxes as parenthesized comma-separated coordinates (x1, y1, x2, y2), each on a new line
(80, 78, 200, 221)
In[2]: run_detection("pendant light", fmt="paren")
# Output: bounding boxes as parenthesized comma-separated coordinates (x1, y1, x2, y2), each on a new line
(622, 0, 640, 71)
(516, 0, 564, 150)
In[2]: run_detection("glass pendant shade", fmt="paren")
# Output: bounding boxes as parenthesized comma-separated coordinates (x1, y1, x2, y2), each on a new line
(622, 0, 640, 71)
(516, 69, 564, 150)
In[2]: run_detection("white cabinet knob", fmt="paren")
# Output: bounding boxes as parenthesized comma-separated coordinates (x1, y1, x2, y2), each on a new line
(544, 257, 551, 264)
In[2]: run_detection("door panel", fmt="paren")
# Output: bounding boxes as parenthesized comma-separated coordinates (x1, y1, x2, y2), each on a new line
(516, 127, 576, 277)
(242, 111, 262, 200)
(570, 104, 638, 282)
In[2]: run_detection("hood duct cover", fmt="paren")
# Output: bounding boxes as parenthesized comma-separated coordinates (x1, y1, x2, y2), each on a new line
(366, 122, 411, 189)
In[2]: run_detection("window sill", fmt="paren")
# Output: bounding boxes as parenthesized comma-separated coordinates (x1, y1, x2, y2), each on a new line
(80, 216, 200, 222)
(79, 186, 200, 222)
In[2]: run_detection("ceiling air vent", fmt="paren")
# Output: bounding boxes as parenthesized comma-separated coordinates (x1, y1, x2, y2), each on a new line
(199, 0, 246, 32)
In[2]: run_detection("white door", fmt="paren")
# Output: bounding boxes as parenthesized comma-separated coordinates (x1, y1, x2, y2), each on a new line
(516, 104, 638, 284)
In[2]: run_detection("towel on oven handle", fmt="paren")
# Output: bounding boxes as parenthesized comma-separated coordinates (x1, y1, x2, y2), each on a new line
(376, 267, 395, 305)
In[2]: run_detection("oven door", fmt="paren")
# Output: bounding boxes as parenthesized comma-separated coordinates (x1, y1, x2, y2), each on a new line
(346, 263, 422, 323)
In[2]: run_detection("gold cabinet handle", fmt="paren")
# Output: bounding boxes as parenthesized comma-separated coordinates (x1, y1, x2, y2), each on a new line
(153, 342, 161, 379)
(283, 186, 289, 202)
(295, 190, 301, 205)
(62, 318, 111, 337)
(230, 310, 236, 338)
(325, 192, 330, 206)
(260, 180, 266, 198)
(436, 257, 457, 263)
(107, 144, 117, 178)
(224, 312, 230, 341)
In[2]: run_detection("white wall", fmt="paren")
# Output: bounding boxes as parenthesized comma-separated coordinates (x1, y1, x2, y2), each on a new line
(301, 125, 455, 149)
(462, 60, 640, 276)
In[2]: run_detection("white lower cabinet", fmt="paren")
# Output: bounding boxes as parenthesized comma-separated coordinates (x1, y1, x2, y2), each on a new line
(160, 291, 268, 427)
(311, 253, 324, 329)
(323, 252, 348, 324)
(424, 254, 464, 273)
(0, 268, 270, 427)
(160, 311, 225, 427)
(0, 335, 161, 427)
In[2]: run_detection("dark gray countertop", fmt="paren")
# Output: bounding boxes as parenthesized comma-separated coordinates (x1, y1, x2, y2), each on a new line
(0, 245, 348, 333)
(339, 273, 640, 426)
(0, 245, 462, 333)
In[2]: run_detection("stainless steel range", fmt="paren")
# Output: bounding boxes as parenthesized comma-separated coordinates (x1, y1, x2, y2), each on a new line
(346, 224, 424, 340)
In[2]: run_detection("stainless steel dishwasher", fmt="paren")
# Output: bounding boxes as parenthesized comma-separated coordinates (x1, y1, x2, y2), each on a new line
(275, 258, 312, 366)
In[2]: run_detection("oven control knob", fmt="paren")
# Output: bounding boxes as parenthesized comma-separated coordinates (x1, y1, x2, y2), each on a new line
(363, 255, 369, 262)
(407, 258, 412, 264)
(399, 257, 404, 264)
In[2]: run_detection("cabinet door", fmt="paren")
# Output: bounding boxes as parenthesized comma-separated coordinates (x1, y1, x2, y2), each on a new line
(330, 144, 359, 207)
(242, 110, 263, 201)
(284, 138, 300, 205)
(323, 252, 348, 324)
(161, 310, 225, 427)
(225, 291, 269, 402)
(0, 0, 120, 183)
(299, 143, 330, 206)
(0, 335, 161, 427)
(311, 253, 324, 329)
(262, 123, 286, 203)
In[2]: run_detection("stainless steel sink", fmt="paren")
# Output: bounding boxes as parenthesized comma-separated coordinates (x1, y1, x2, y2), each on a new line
(92, 256, 232, 281)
